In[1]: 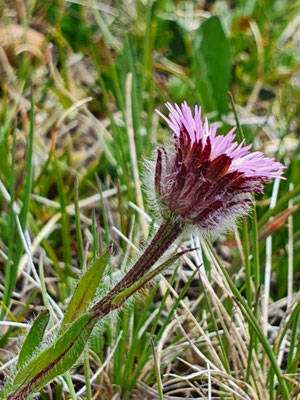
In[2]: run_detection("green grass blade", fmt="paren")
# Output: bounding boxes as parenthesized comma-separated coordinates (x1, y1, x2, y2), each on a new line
(53, 156, 72, 284)
(124, 267, 199, 397)
(150, 338, 164, 400)
(228, 91, 245, 142)
(205, 239, 290, 400)
(287, 307, 300, 370)
(251, 205, 260, 293)
(1, 128, 16, 318)
(19, 86, 34, 240)
(96, 175, 110, 246)
(74, 179, 84, 269)
(1, 89, 34, 316)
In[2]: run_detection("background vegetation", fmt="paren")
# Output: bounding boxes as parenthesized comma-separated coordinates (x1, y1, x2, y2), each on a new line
(0, 0, 299, 398)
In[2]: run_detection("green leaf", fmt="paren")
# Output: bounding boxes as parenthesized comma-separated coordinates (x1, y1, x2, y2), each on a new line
(193, 16, 231, 115)
(7, 314, 96, 400)
(58, 247, 111, 335)
(60, 4, 93, 52)
(53, 156, 72, 281)
(155, 18, 187, 64)
(1, 90, 34, 318)
(17, 311, 50, 369)
(204, 239, 290, 400)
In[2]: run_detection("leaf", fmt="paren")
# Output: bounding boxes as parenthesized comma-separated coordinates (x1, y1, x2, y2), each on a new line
(155, 18, 187, 64)
(17, 311, 50, 369)
(60, 4, 93, 52)
(7, 313, 96, 400)
(192, 16, 231, 115)
(111, 248, 196, 309)
(1, 91, 34, 318)
(54, 156, 72, 278)
(58, 247, 111, 335)
(259, 205, 299, 240)
(204, 239, 290, 400)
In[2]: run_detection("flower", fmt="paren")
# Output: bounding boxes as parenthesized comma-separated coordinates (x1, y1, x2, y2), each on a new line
(152, 102, 285, 234)
(92, 101, 285, 321)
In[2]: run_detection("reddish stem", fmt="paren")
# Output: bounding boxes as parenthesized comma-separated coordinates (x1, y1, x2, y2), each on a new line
(90, 217, 183, 317)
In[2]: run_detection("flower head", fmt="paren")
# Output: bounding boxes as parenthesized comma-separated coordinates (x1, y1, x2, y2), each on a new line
(151, 102, 285, 234)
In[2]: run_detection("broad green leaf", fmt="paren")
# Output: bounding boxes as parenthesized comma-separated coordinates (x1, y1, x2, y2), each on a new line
(58, 247, 111, 335)
(192, 16, 231, 115)
(61, 4, 93, 52)
(17, 311, 50, 369)
(7, 313, 96, 400)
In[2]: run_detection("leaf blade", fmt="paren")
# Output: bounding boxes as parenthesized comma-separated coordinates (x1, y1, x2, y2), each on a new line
(193, 16, 231, 115)
(8, 313, 96, 400)
(17, 310, 50, 369)
(59, 247, 111, 335)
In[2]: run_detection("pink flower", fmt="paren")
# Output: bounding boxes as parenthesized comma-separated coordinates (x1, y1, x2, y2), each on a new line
(153, 102, 285, 234)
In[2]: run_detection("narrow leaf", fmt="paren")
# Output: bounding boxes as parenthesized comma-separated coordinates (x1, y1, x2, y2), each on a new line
(19, 84, 34, 235)
(259, 205, 299, 240)
(2, 90, 35, 314)
(17, 310, 50, 369)
(111, 248, 196, 308)
(59, 247, 111, 335)
(53, 156, 72, 278)
(8, 314, 96, 400)
(74, 179, 84, 269)
(0, 129, 16, 319)
(204, 239, 290, 400)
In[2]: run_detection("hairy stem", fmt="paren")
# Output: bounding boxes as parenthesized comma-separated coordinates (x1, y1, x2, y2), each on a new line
(90, 217, 184, 317)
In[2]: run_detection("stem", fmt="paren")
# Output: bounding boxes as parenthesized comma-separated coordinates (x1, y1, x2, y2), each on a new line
(63, 372, 77, 400)
(90, 217, 183, 316)
(83, 348, 92, 400)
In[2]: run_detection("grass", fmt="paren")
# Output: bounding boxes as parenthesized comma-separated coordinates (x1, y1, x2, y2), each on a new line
(0, 0, 299, 399)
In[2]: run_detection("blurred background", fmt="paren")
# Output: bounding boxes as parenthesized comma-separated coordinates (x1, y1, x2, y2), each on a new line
(0, 1, 299, 399)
